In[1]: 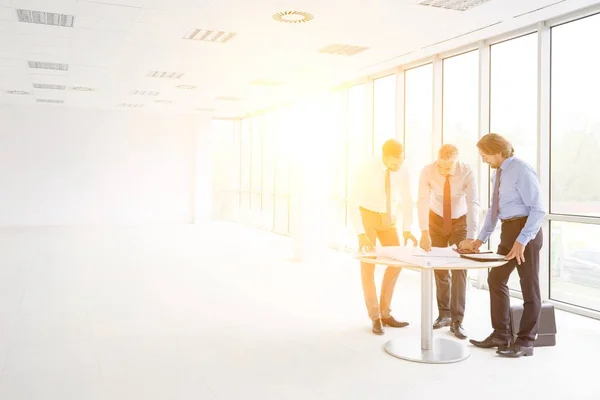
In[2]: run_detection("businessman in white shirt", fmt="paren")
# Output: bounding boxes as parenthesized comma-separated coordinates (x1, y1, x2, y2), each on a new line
(349, 139, 417, 335)
(417, 144, 479, 339)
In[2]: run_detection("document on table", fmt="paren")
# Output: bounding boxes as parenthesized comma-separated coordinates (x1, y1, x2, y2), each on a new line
(367, 246, 466, 267)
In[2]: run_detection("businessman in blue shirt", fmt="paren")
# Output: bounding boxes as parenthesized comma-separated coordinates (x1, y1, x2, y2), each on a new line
(459, 133, 545, 358)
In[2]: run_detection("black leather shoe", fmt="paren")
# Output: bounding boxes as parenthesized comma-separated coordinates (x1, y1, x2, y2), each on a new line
(381, 316, 409, 328)
(496, 344, 533, 358)
(433, 316, 451, 329)
(372, 319, 384, 335)
(450, 321, 467, 340)
(469, 334, 511, 350)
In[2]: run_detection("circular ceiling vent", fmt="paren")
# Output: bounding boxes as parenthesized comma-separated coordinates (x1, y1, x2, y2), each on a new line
(272, 11, 313, 24)
(7, 90, 29, 95)
(71, 86, 94, 92)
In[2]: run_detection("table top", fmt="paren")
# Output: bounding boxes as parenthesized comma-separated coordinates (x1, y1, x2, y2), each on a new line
(351, 246, 508, 270)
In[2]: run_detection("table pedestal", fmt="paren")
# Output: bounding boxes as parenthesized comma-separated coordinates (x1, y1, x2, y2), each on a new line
(383, 268, 470, 364)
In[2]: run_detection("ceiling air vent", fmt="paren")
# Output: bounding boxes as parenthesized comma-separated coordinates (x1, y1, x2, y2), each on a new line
(33, 83, 66, 90)
(131, 90, 160, 96)
(17, 9, 74, 27)
(318, 44, 369, 56)
(28, 61, 68, 71)
(272, 11, 313, 24)
(418, 0, 491, 11)
(71, 86, 94, 92)
(37, 99, 64, 104)
(147, 71, 184, 79)
(118, 103, 144, 108)
(183, 29, 236, 43)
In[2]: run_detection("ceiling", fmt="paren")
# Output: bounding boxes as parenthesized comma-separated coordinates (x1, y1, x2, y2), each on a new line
(0, 0, 598, 118)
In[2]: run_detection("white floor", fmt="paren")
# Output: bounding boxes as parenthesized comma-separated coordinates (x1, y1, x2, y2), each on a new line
(0, 222, 599, 400)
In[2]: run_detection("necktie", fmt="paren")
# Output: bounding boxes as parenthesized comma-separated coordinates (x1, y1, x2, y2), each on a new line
(385, 169, 391, 226)
(443, 175, 452, 235)
(491, 168, 502, 221)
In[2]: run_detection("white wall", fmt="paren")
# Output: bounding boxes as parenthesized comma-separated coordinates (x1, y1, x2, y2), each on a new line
(0, 105, 198, 227)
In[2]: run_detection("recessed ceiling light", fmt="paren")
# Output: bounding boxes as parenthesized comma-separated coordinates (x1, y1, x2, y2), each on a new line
(419, 0, 491, 11)
(37, 99, 64, 104)
(71, 86, 94, 92)
(28, 61, 68, 71)
(131, 90, 160, 96)
(272, 11, 313, 24)
(17, 9, 74, 27)
(6, 90, 30, 95)
(147, 71, 184, 79)
(318, 44, 369, 56)
(155, 100, 173, 104)
(118, 103, 144, 108)
(33, 83, 66, 90)
(183, 29, 236, 43)
(176, 85, 196, 90)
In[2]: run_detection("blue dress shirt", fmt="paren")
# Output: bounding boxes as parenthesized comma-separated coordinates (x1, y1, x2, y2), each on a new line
(478, 156, 546, 246)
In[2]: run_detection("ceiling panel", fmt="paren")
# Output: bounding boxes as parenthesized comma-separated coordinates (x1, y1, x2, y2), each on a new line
(81, 0, 148, 7)
(0, 6, 15, 21)
(0, 0, 12, 7)
(77, 1, 141, 21)
(12, 0, 77, 14)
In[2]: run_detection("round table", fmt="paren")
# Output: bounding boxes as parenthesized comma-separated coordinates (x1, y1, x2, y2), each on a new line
(355, 247, 507, 364)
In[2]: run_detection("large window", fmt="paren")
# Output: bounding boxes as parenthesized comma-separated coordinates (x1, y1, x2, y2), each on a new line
(490, 33, 538, 170)
(273, 107, 291, 235)
(442, 50, 479, 172)
(373, 74, 397, 154)
(550, 14, 600, 217)
(250, 117, 263, 214)
(261, 114, 275, 230)
(405, 64, 433, 235)
(489, 34, 538, 291)
(550, 13, 600, 311)
(346, 84, 368, 228)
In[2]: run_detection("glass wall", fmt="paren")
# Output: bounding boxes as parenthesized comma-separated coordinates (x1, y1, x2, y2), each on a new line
(405, 64, 433, 235)
(373, 74, 397, 154)
(549, 13, 600, 311)
(442, 50, 479, 172)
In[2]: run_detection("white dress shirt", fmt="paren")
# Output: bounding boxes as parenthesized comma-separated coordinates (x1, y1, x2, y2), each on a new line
(348, 157, 413, 235)
(417, 161, 479, 239)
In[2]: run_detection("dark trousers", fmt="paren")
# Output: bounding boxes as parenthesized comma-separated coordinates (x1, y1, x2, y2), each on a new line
(359, 207, 401, 321)
(429, 211, 467, 322)
(488, 217, 543, 347)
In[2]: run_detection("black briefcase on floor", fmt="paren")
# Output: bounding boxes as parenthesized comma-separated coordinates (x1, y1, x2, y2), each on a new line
(509, 303, 557, 347)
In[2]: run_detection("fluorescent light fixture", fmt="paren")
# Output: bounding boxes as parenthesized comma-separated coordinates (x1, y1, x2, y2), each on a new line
(28, 61, 69, 71)
(37, 99, 64, 104)
(118, 103, 144, 108)
(155, 100, 173, 104)
(131, 90, 160, 96)
(318, 44, 369, 56)
(17, 9, 74, 27)
(183, 29, 236, 43)
(147, 71, 184, 79)
(419, 0, 491, 11)
(71, 86, 94, 92)
(176, 85, 196, 90)
(6, 90, 30, 95)
(33, 83, 66, 90)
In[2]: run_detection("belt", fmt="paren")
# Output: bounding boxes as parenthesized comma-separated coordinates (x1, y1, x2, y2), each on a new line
(501, 216, 527, 223)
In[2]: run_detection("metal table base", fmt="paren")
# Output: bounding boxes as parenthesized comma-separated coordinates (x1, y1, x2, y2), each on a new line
(383, 268, 470, 364)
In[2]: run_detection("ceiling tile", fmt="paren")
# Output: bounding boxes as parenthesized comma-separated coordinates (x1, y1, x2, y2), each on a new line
(0, 6, 15, 21)
(77, 1, 141, 21)
(76, 17, 133, 32)
(0, 1, 12, 7)
(12, 0, 77, 14)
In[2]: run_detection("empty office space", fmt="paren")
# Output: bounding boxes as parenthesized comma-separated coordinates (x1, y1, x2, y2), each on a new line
(1, 0, 600, 399)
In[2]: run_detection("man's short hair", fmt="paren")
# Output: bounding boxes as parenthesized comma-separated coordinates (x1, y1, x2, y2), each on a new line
(382, 139, 403, 158)
(477, 133, 515, 158)
(438, 144, 459, 161)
